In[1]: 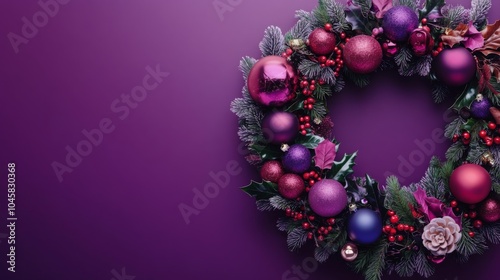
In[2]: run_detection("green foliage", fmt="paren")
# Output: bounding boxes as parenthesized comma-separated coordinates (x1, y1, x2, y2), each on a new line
(432, 82, 449, 103)
(313, 84, 333, 100)
(343, 68, 370, 87)
(383, 176, 416, 225)
(470, 0, 492, 30)
(295, 134, 325, 149)
(480, 221, 500, 244)
(397, 0, 418, 10)
(419, 0, 446, 20)
(444, 117, 464, 139)
(443, 5, 470, 29)
(352, 239, 389, 280)
(242, 181, 279, 200)
(419, 157, 446, 200)
(445, 142, 467, 163)
(456, 218, 488, 257)
(259, 26, 285, 57)
(315, 229, 347, 262)
(250, 143, 282, 161)
(287, 228, 308, 251)
(326, 152, 358, 183)
(451, 83, 478, 112)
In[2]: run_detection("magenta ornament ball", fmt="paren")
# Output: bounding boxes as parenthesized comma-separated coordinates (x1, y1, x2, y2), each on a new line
(308, 28, 337, 55)
(282, 144, 311, 174)
(433, 48, 476, 87)
(308, 179, 348, 217)
(260, 160, 285, 183)
(261, 112, 299, 145)
(382, 6, 419, 42)
(278, 174, 305, 199)
(449, 164, 491, 204)
(343, 35, 383, 74)
(247, 56, 298, 107)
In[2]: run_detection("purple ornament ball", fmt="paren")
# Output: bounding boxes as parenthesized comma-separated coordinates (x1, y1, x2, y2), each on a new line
(382, 6, 419, 42)
(449, 163, 491, 204)
(261, 112, 299, 145)
(433, 47, 476, 87)
(278, 174, 305, 199)
(247, 56, 298, 107)
(470, 94, 492, 119)
(308, 179, 348, 217)
(343, 35, 383, 74)
(282, 144, 311, 174)
(260, 160, 285, 183)
(308, 28, 336, 55)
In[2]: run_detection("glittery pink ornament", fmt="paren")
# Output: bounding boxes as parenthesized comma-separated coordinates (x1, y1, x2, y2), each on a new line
(260, 160, 285, 183)
(343, 35, 383, 74)
(278, 174, 305, 199)
(449, 164, 491, 204)
(307, 28, 336, 55)
(308, 179, 348, 217)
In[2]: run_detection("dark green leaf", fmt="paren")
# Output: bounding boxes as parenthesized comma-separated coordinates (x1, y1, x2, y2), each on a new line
(285, 99, 305, 112)
(295, 134, 325, 149)
(418, 0, 445, 20)
(326, 152, 358, 183)
(250, 143, 283, 161)
(241, 181, 278, 200)
(451, 83, 477, 112)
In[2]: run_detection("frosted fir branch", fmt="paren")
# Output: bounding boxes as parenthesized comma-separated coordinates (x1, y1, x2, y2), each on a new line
(314, 245, 334, 263)
(298, 59, 323, 79)
(311, 100, 328, 120)
(396, 0, 419, 10)
(432, 82, 449, 103)
(394, 47, 412, 70)
(481, 222, 500, 244)
(230, 87, 264, 144)
(415, 55, 432, 76)
(352, 0, 372, 16)
(457, 219, 489, 257)
(319, 67, 336, 85)
(259, 26, 286, 57)
(445, 142, 466, 162)
(287, 228, 308, 251)
(322, 0, 350, 32)
(277, 217, 295, 233)
(256, 199, 275, 211)
(295, 9, 311, 22)
(470, 0, 491, 30)
(239, 56, 256, 82)
(444, 117, 464, 139)
(442, 5, 470, 29)
(333, 76, 345, 92)
(395, 253, 414, 277)
(269, 195, 301, 210)
(286, 19, 312, 42)
(467, 141, 488, 164)
(414, 250, 434, 277)
(419, 157, 446, 200)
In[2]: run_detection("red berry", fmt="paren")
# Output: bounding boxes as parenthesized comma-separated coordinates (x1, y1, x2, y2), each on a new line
(462, 132, 470, 140)
(285, 208, 292, 216)
(468, 231, 475, 238)
(450, 200, 458, 208)
(286, 48, 293, 56)
(340, 32, 346, 39)
(309, 215, 315, 221)
(318, 56, 327, 63)
(409, 226, 415, 232)
(486, 139, 493, 147)
(396, 235, 404, 242)
(301, 130, 307, 136)
(309, 180, 315, 186)
(387, 210, 395, 216)
(303, 173, 310, 180)
(324, 23, 333, 31)
(452, 134, 459, 142)
(300, 125, 305, 130)
(309, 85, 316, 91)
(305, 123, 311, 128)
(489, 122, 497, 130)
(307, 232, 314, 239)
(318, 235, 324, 241)
(297, 213, 303, 220)
(327, 226, 333, 232)
(463, 138, 470, 145)
(390, 215, 399, 224)
(464, 213, 469, 218)
(383, 225, 392, 233)
(390, 228, 397, 235)
(473, 220, 483, 228)
(494, 137, 500, 145)
(397, 224, 405, 231)
(303, 222, 310, 229)
(469, 211, 477, 219)
(421, 18, 428, 25)
(479, 130, 487, 138)
(403, 224, 410, 231)
(388, 235, 396, 242)
(304, 116, 310, 122)
(327, 218, 335, 225)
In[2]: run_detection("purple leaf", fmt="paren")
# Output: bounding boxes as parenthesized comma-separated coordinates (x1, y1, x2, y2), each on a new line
(372, 0, 393, 19)
(313, 140, 336, 170)
(463, 22, 485, 51)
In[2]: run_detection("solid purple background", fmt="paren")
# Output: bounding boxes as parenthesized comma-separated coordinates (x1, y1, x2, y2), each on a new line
(0, 0, 499, 279)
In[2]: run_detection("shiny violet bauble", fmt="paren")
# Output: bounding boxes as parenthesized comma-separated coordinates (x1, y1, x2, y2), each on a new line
(282, 144, 311, 174)
(348, 209, 383, 245)
(478, 195, 500, 223)
(343, 35, 383, 74)
(278, 173, 305, 199)
(433, 48, 476, 87)
(470, 94, 492, 119)
(449, 164, 491, 204)
(382, 6, 419, 42)
(308, 179, 348, 217)
(247, 56, 298, 107)
(260, 160, 285, 183)
(261, 112, 299, 145)
(307, 28, 337, 55)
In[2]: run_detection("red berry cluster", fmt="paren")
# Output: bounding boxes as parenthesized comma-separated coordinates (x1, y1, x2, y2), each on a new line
(285, 207, 335, 242)
(450, 200, 482, 238)
(477, 122, 500, 146)
(382, 210, 415, 243)
(318, 23, 345, 78)
(452, 131, 471, 145)
(299, 78, 320, 96)
(298, 115, 312, 136)
(303, 97, 316, 111)
(302, 170, 321, 192)
(419, 18, 445, 57)
(281, 47, 294, 59)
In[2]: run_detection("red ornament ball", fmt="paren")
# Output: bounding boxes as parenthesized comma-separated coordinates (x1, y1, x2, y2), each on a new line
(260, 160, 285, 183)
(449, 164, 491, 204)
(478, 195, 500, 223)
(278, 174, 305, 199)
(432, 47, 476, 87)
(247, 56, 298, 107)
(343, 35, 383, 74)
(307, 28, 336, 55)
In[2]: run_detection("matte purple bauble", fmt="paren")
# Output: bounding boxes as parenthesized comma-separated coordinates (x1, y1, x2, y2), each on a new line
(308, 28, 336, 55)
(278, 174, 305, 199)
(261, 112, 299, 144)
(308, 179, 348, 217)
(449, 164, 491, 204)
(343, 35, 383, 74)
(382, 6, 419, 42)
(247, 56, 298, 107)
(260, 160, 285, 183)
(433, 48, 476, 87)
(348, 209, 382, 244)
(282, 144, 311, 174)
(470, 94, 492, 119)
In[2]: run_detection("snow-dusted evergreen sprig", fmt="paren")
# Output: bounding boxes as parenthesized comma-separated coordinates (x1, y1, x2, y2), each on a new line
(259, 26, 286, 57)
(285, 19, 312, 42)
(470, 0, 492, 29)
(396, 0, 419, 10)
(442, 5, 470, 29)
(310, 0, 349, 31)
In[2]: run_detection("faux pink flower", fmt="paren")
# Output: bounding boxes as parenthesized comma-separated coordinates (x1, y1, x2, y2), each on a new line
(413, 188, 461, 228)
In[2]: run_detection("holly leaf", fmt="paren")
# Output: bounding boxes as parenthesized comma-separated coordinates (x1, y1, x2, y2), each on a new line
(326, 152, 358, 183)
(250, 143, 283, 161)
(295, 134, 325, 149)
(285, 99, 305, 112)
(242, 180, 278, 200)
(345, 6, 372, 33)
(313, 140, 337, 170)
(419, 0, 445, 21)
(372, 0, 392, 19)
(451, 83, 478, 112)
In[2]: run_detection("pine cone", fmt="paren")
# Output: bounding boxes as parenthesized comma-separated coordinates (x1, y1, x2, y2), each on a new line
(422, 216, 462, 256)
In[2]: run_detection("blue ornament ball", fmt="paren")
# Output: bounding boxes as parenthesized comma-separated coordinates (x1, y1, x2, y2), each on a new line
(348, 209, 382, 245)
(282, 144, 311, 174)
(382, 6, 419, 42)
